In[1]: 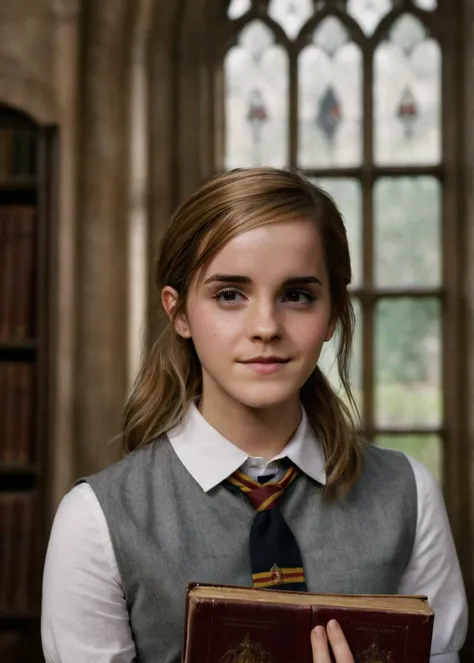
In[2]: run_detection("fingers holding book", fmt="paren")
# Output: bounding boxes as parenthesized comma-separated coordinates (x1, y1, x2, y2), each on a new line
(311, 621, 354, 663)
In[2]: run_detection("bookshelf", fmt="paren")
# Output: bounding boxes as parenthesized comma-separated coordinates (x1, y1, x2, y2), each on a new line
(0, 104, 51, 663)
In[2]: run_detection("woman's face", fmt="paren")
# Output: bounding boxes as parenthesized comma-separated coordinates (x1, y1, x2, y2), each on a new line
(162, 218, 335, 416)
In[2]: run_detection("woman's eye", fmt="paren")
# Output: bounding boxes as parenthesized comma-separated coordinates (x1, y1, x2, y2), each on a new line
(214, 289, 243, 303)
(283, 289, 315, 304)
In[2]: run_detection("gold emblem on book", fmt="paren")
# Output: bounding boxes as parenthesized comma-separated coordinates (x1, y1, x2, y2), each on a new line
(269, 564, 283, 585)
(357, 642, 394, 663)
(221, 634, 273, 663)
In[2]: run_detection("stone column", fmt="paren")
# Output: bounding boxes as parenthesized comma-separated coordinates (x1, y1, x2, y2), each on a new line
(74, 0, 131, 475)
(47, 0, 80, 516)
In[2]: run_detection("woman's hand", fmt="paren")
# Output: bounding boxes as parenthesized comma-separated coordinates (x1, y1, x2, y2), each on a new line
(311, 620, 354, 663)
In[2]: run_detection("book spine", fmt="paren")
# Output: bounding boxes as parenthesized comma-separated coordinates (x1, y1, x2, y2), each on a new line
(20, 363, 35, 465)
(3, 364, 14, 464)
(1, 210, 14, 340)
(0, 363, 5, 463)
(16, 495, 30, 609)
(0, 209, 5, 338)
(0, 363, 35, 466)
(0, 207, 36, 341)
(0, 495, 13, 609)
(0, 127, 13, 179)
(15, 207, 36, 339)
(9, 208, 20, 340)
(12, 129, 27, 177)
(0, 631, 23, 663)
(0, 493, 37, 613)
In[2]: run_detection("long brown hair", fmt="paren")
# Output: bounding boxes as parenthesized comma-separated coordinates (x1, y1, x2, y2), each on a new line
(123, 168, 363, 496)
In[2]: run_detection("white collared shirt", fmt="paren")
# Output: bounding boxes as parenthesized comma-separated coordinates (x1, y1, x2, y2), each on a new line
(41, 404, 468, 663)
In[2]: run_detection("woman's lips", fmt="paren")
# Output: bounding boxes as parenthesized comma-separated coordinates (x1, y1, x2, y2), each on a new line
(239, 357, 290, 375)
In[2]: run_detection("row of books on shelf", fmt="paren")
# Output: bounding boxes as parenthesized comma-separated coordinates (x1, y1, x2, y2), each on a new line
(0, 492, 40, 613)
(0, 127, 37, 179)
(0, 631, 35, 663)
(0, 362, 35, 466)
(0, 206, 37, 341)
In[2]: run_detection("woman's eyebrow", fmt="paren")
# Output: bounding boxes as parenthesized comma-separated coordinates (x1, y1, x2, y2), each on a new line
(204, 274, 251, 285)
(283, 276, 323, 287)
(203, 274, 323, 286)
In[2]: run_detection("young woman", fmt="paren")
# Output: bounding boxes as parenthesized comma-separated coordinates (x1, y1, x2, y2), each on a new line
(42, 168, 467, 663)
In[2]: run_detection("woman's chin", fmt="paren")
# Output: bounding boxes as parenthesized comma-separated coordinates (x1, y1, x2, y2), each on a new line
(231, 384, 300, 411)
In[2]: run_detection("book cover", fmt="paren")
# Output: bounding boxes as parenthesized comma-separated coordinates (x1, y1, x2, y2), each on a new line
(183, 584, 434, 663)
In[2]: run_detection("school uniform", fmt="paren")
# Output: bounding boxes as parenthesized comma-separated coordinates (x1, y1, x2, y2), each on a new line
(41, 403, 467, 663)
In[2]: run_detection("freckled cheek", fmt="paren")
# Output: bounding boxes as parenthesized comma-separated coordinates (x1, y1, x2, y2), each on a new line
(189, 309, 242, 347)
(284, 315, 330, 348)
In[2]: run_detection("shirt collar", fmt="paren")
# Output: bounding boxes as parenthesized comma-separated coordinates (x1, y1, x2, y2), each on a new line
(167, 402, 327, 492)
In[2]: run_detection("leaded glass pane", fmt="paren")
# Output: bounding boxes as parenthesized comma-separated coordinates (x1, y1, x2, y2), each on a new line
(227, 0, 251, 19)
(298, 17, 362, 168)
(319, 298, 362, 415)
(347, 0, 392, 35)
(375, 298, 442, 427)
(315, 178, 362, 287)
(374, 14, 441, 165)
(268, 0, 313, 39)
(225, 21, 289, 168)
(374, 177, 441, 287)
(376, 435, 442, 481)
(412, 0, 437, 10)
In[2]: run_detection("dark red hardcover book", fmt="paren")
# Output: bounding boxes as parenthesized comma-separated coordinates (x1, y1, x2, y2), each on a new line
(0, 210, 6, 338)
(183, 584, 434, 663)
(0, 363, 14, 463)
(1, 210, 14, 340)
(0, 492, 38, 612)
(14, 206, 36, 339)
(18, 362, 35, 465)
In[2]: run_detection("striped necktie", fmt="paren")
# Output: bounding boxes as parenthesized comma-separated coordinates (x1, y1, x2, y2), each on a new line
(228, 464, 307, 591)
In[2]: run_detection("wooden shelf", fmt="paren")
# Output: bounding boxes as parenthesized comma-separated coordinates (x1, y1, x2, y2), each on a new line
(0, 339, 37, 351)
(0, 475, 37, 492)
(0, 178, 37, 190)
(0, 340, 37, 362)
(0, 612, 39, 625)
(0, 464, 39, 476)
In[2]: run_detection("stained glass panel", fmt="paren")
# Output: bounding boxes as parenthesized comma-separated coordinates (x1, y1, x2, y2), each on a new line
(376, 435, 442, 481)
(412, 0, 437, 10)
(225, 21, 289, 168)
(268, 0, 313, 39)
(374, 14, 441, 165)
(227, 0, 251, 19)
(347, 0, 392, 35)
(319, 298, 362, 414)
(315, 178, 362, 287)
(375, 298, 442, 427)
(298, 17, 362, 168)
(374, 177, 441, 287)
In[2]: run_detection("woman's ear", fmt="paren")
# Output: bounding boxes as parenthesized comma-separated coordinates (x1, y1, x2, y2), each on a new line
(161, 286, 192, 339)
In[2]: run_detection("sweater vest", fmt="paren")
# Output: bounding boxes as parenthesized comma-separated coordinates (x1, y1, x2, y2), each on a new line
(83, 438, 417, 663)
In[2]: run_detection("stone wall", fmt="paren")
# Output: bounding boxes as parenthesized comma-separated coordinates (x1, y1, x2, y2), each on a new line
(0, 0, 57, 123)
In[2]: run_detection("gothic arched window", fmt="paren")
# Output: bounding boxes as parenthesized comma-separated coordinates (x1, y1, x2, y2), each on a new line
(222, 0, 448, 481)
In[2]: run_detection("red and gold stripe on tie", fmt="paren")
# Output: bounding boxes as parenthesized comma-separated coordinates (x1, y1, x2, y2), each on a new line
(252, 565, 305, 589)
(227, 466, 299, 511)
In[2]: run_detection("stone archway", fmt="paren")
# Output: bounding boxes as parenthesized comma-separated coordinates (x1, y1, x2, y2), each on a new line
(0, 60, 56, 125)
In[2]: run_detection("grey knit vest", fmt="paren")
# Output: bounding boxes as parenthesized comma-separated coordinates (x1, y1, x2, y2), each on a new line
(82, 438, 417, 663)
